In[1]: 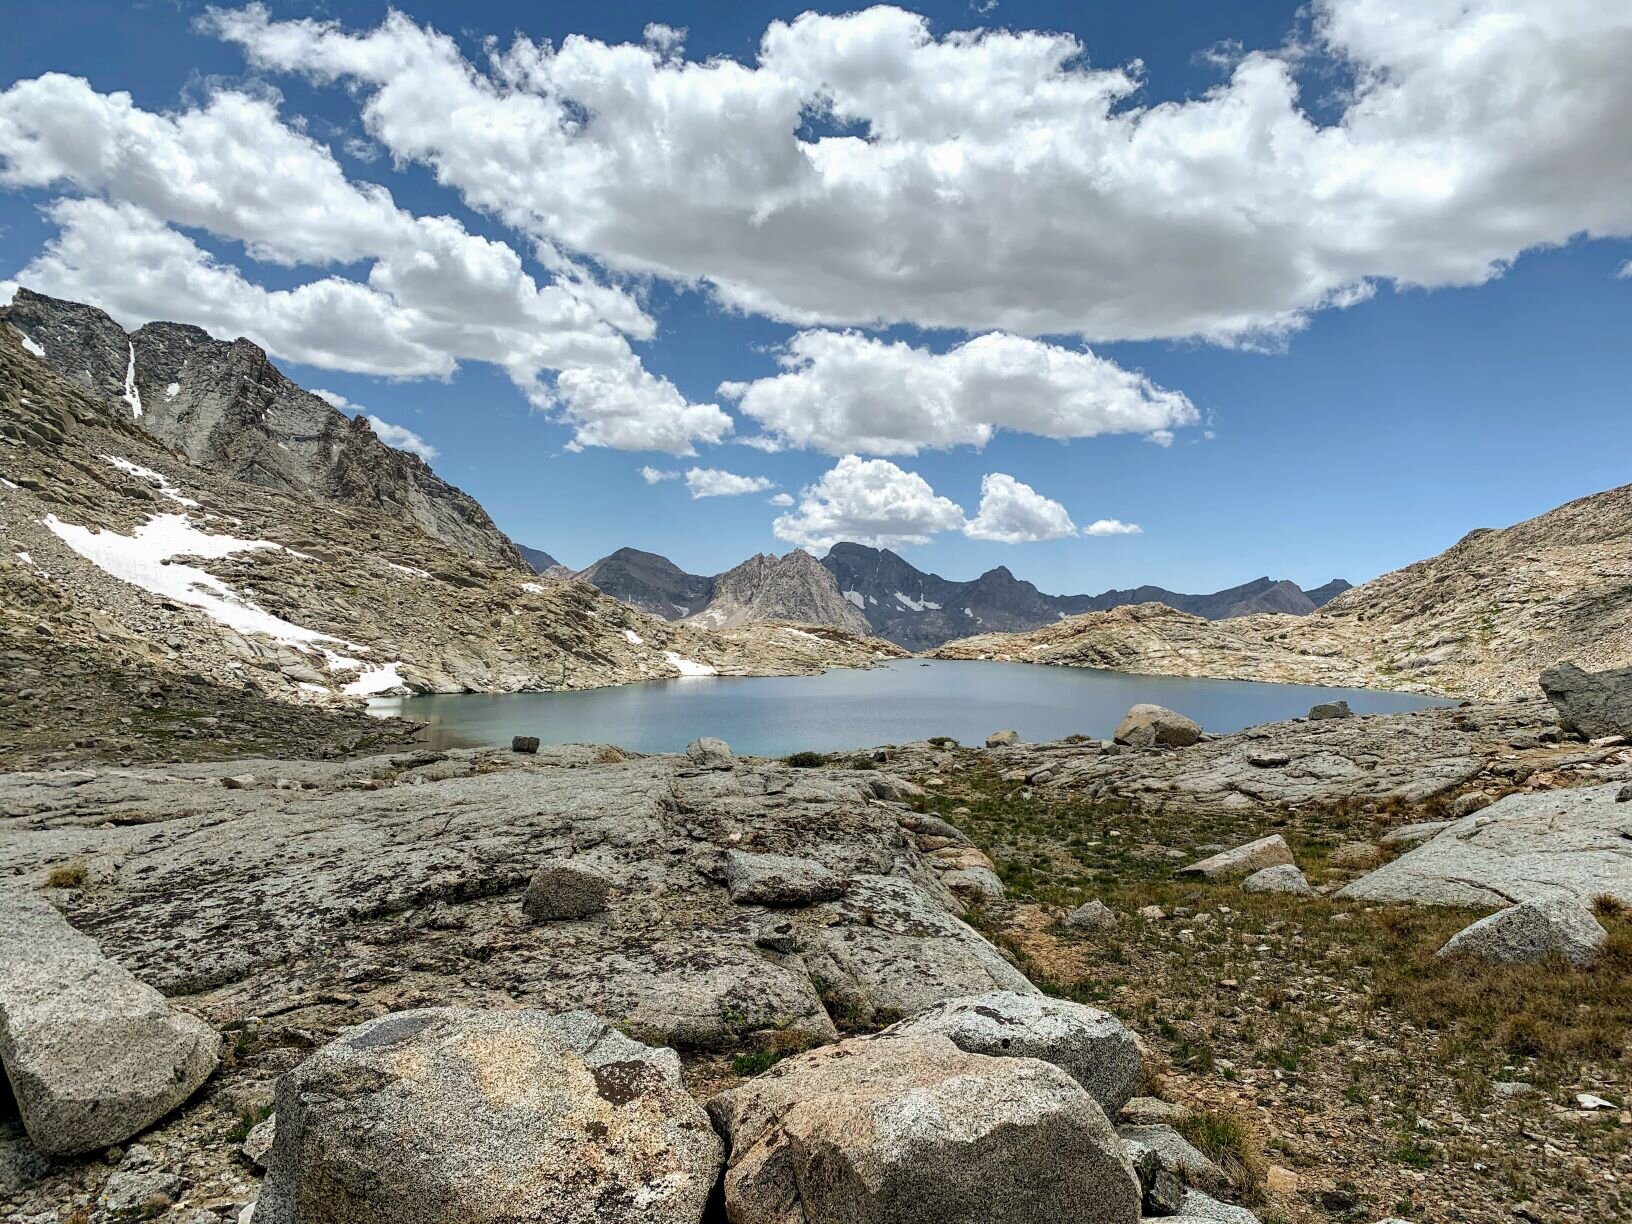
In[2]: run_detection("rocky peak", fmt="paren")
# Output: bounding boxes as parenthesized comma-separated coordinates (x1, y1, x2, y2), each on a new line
(576, 548, 714, 619)
(0, 288, 524, 569)
(688, 549, 871, 633)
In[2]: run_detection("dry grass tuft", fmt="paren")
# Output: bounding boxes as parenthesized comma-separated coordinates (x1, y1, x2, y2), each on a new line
(44, 860, 88, 888)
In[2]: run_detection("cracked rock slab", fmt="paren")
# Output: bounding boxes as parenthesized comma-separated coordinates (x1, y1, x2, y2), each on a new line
(1339, 782, 1632, 907)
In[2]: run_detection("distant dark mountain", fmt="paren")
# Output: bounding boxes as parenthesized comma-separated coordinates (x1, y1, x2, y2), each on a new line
(1305, 579, 1354, 607)
(821, 543, 1351, 651)
(576, 548, 715, 619)
(516, 544, 561, 574)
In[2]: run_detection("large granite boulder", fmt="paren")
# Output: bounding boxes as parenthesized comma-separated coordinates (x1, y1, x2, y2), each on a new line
(1540, 662, 1632, 739)
(1340, 783, 1632, 907)
(1114, 704, 1203, 749)
(723, 849, 846, 906)
(522, 858, 612, 921)
(0, 892, 220, 1155)
(1240, 864, 1314, 896)
(254, 1008, 722, 1224)
(1178, 836, 1294, 881)
(801, 876, 1038, 1025)
(705, 1032, 1141, 1224)
(1436, 897, 1607, 967)
(685, 737, 735, 769)
(885, 990, 1143, 1114)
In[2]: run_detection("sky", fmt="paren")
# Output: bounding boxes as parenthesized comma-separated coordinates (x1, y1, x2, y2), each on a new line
(0, 0, 1627, 595)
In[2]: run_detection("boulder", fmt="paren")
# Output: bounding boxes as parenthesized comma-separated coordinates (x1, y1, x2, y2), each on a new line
(705, 1032, 1141, 1224)
(722, 850, 846, 906)
(985, 730, 1020, 748)
(801, 877, 1038, 1024)
(1240, 864, 1314, 896)
(1450, 790, 1494, 818)
(1435, 896, 1606, 967)
(255, 1008, 722, 1224)
(1307, 700, 1353, 720)
(685, 737, 734, 768)
(0, 892, 220, 1155)
(1175, 1188, 1263, 1223)
(1340, 783, 1632, 907)
(1065, 899, 1120, 931)
(1119, 1123, 1224, 1184)
(1539, 662, 1632, 739)
(510, 735, 540, 754)
(242, 1115, 276, 1169)
(521, 858, 612, 921)
(1119, 1097, 1190, 1126)
(1379, 820, 1451, 847)
(1177, 835, 1294, 881)
(886, 990, 1143, 1114)
(1329, 841, 1380, 870)
(1114, 704, 1202, 749)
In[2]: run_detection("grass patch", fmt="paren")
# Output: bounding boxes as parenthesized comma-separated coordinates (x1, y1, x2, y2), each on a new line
(783, 751, 827, 768)
(1179, 1106, 1268, 1191)
(44, 860, 87, 888)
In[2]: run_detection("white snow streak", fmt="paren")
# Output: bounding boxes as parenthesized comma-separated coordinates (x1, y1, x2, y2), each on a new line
(122, 343, 143, 418)
(519, 581, 545, 593)
(624, 628, 644, 645)
(663, 651, 716, 677)
(15, 330, 45, 359)
(893, 592, 940, 612)
(343, 662, 405, 696)
(102, 455, 199, 506)
(164, 382, 180, 400)
(386, 562, 431, 578)
(842, 590, 865, 609)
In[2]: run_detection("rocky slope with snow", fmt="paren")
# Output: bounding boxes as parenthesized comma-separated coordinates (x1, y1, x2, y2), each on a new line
(933, 484, 1632, 700)
(0, 323, 899, 768)
(1, 288, 524, 568)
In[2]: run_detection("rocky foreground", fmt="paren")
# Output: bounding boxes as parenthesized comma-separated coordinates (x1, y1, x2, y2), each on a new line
(2, 677, 1630, 1223)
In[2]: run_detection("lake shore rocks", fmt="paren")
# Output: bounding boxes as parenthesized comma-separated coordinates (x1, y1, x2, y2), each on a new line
(0, 892, 220, 1155)
(1114, 703, 1203, 749)
(255, 1007, 722, 1224)
(705, 1031, 1142, 1224)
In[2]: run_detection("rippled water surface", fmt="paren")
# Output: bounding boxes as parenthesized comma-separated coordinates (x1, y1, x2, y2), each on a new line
(370, 659, 1446, 756)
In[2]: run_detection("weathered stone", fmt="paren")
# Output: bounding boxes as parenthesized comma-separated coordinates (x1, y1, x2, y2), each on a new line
(1145, 1169, 1187, 1215)
(1341, 783, 1632, 907)
(511, 735, 540, 754)
(255, 1008, 722, 1224)
(801, 876, 1038, 1025)
(99, 1167, 183, 1212)
(1119, 1097, 1191, 1126)
(722, 849, 846, 906)
(1450, 790, 1493, 818)
(1120, 1124, 1225, 1185)
(1329, 841, 1380, 870)
(1066, 899, 1120, 931)
(241, 1115, 275, 1170)
(985, 729, 1020, 747)
(1307, 700, 1353, 720)
(887, 990, 1143, 1113)
(705, 1032, 1141, 1224)
(1240, 864, 1314, 896)
(1175, 1188, 1263, 1223)
(1436, 896, 1606, 967)
(0, 892, 220, 1156)
(1379, 820, 1452, 847)
(521, 858, 612, 921)
(685, 737, 734, 768)
(1115, 704, 1203, 749)
(1178, 835, 1294, 881)
(1540, 662, 1632, 739)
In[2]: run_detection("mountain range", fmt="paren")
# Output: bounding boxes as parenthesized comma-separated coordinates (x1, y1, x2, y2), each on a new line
(568, 540, 1349, 651)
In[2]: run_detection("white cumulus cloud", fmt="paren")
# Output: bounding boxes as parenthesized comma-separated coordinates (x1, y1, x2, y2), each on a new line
(684, 468, 776, 499)
(208, 1, 1632, 344)
(366, 415, 438, 461)
(962, 473, 1076, 543)
(768, 492, 794, 507)
(720, 330, 1196, 455)
(640, 465, 680, 484)
(772, 456, 967, 550)
(1084, 519, 1143, 536)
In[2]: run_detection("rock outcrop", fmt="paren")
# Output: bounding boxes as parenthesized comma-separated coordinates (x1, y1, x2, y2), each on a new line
(1434, 897, 1607, 967)
(0, 893, 220, 1155)
(705, 1032, 1142, 1224)
(1540, 662, 1632, 738)
(1178, 836, 1294, 880)
(689, 549, 871, 634)
(255, 1007, 722, 1224)
(1340, 782, 1632, 907)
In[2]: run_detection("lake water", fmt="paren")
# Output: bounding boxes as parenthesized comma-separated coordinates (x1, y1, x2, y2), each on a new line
(369, 660, 1447, 757)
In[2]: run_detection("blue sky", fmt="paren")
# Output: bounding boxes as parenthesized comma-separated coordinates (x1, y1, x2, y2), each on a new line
(1, 0, 1627, 594)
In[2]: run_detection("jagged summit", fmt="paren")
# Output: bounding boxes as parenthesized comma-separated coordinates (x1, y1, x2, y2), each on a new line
(1, 288, 524, 568)
(688, 550, 870, 633)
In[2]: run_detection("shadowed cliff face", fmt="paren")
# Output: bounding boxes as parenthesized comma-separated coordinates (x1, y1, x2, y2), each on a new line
(0, 288, 525, 569)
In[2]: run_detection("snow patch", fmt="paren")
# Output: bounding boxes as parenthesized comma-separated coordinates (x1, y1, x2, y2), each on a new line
(343, 662, 405, 697)
(663, 651, 717, 677)
(102, 455, 199, 507)
(0, 478, 18, 491)
(164, 382, 180, 400)
(122, 343, 143, 418)
(520, 581, 545, 594)
(781, 627, 822, 641)
(14, 550, 32, 566)
(842, 590, 865, 609)
(386, 562, 431, 578)
(963, 607, 974, 617)
(15, 329, 45, 359)
(671, 604, 690, 616)
(624, 627, 644, 646)
(894, 592, 941, 612)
